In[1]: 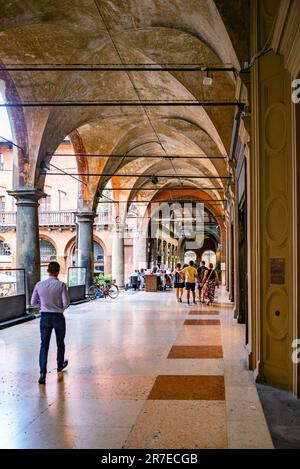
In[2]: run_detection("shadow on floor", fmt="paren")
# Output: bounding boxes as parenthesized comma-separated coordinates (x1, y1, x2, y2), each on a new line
(257, 384, 300, 449)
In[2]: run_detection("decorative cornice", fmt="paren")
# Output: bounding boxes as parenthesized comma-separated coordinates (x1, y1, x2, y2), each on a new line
(7, 188, 46, 203)
(75, 211, 97, 223)
(272, 0, 300, 76)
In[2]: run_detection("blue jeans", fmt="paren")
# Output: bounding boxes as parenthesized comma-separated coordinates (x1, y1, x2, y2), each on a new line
(39, 313, 66, 373)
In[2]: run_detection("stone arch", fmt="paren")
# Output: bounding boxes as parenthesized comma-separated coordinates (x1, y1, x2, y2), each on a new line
(39, 233, 58, 253)
(64, 235, 76, 259)
(93, 234, 107, 257)
(0, 62, 29, 188)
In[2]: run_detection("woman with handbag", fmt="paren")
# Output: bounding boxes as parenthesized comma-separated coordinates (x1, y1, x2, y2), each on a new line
(201, 263, 220, 305)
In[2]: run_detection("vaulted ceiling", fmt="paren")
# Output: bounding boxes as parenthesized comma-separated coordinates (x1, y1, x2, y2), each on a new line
(0, 0, 249, 217)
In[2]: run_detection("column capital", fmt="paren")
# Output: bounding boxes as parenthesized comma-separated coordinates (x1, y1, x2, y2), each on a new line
(7, 189, 46, 206)
(75, 211, 97, 223)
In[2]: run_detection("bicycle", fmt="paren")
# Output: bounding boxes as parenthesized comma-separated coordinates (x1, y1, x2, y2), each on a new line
(88, 278, 119, 300)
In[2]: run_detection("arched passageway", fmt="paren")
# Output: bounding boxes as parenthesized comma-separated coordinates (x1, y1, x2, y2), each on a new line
(0, 0, 300, 451)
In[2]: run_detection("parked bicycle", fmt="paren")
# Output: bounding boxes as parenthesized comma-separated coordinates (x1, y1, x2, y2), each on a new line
(88, 278, 119, 300)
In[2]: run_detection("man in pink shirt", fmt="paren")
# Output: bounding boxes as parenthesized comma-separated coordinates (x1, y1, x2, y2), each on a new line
(31, 261, 70, 385)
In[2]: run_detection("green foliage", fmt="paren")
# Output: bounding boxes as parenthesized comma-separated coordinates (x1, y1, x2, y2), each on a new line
(96, 273, 112, 285)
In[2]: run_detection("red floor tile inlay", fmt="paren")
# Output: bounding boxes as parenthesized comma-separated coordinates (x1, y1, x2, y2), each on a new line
(184, 319, 221, 325)
(167, 345, 223, 359)
(148, 375, 225, 400)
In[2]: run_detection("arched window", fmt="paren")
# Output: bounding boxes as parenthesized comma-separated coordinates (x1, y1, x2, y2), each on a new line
(40, 239, 57, 262)
(94, 241, 104, 273)
(68, 240, 105, 273)
(202, 250, 216, 267)
(184, 250, 197, 264)
(70, 244, 76, 267)
(40, 239, 57, 280)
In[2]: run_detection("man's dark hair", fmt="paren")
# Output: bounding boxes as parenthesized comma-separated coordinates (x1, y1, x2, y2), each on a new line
(202, 261, 206, 265)
(189, 260, 194, 266)
(176, 262, 181, 269)
(47, 261, 60, 274)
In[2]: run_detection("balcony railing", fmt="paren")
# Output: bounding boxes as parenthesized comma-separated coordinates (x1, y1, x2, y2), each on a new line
(0, 210, 112, 227)
(94, 211, 111, 225)
(0, 212, 16, 226)
(39, 211, 75, 226)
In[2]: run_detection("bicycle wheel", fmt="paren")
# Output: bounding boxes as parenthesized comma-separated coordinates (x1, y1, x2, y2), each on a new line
(88, 285, 96, 300)
(108, 284, 119, 299)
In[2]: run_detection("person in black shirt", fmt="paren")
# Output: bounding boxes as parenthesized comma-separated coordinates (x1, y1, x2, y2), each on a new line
(197, 260, 208, 302)
(172, 262, 185, 303)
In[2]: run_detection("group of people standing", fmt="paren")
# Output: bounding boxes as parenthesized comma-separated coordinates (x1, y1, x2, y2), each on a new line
(129, 260, 220, 304)
(129, 269, 146, 289)
(129, 267, 173, 290)
(150, 264, 173, 290)
(173, 260, 220, 306)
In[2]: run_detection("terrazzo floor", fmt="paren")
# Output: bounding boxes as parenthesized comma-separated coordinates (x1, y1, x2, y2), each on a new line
(0, 288, 273, 449)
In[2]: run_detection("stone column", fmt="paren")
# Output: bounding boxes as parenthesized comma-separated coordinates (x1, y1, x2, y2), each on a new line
(178, 243, 185, 265)
(150, 238, 158, 267)
(171, 246, 175, 269)
(112, 222, 125, 287)
(157, 238, 162, 265)
(8, 189, 45, 305)
(133, 232, 147, 270)
(228, 210, 235, 303)
(76, 211, 96, 288)
(233, 195, 239, 319)
(225, 217, 230, 292)
(220, 228, 226, 286)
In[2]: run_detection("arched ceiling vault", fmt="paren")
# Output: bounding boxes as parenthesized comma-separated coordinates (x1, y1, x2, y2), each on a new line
(124, 179, 224, 208)
(131, 187, 225, 235)
(0, 0, 242, 211)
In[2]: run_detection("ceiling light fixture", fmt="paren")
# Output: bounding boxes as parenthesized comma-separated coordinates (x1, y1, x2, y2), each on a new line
(203, 71, 213, 86)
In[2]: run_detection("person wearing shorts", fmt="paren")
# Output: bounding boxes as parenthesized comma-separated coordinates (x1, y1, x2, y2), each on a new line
(173, 262, 185, 303)
(180, 260, 200, 306)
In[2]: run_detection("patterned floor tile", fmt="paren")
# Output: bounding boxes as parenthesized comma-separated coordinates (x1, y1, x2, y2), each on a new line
(167, 345, 223, 359)
(148, 375, 225, 400)
(184, 319, 221, 325)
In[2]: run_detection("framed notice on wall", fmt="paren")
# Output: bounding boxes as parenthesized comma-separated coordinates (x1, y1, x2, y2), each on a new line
(270, 258, 285, 285)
